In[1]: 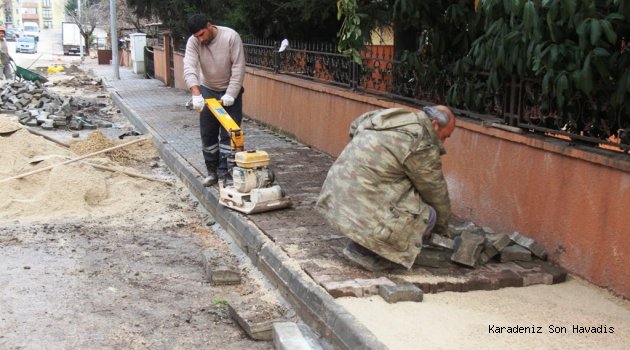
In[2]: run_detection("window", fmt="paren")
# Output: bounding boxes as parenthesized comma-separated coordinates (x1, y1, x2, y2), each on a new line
(43, 0, 51, 7)
(43, 9, 52, 19)
(44, 21, 52, 29)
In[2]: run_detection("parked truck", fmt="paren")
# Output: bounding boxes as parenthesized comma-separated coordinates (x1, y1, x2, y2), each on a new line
(62, 22, 82, 56)
(22, 21, 40, 42)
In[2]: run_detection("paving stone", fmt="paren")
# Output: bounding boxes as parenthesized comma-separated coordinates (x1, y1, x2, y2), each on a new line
(539, 261, 568, 283)
(379, 283, 423, 303)
(500, 245, 532, 262)
(428, 234, 454, 250)
(414, 246, 456, 268)
(321, 280, 363, 298)
(451, 231, 485, 267)
(355, 277, 396, 296)
(41, 120, 54, 130)
(200, 249, 241, 285)
(322, 277, 394, 298)
(461, 275, 495, 292)
(510, 232, 548, 259)
(492, 233, 512, 252)
(272, 322, 319, 350)
(522, 271, 554, 286)
(482, 239, 499, 257)
(479, 239, 499, 265)
(229, 300, 286, 341)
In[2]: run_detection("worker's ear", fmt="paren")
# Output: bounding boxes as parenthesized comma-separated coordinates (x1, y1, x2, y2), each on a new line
(431, 119, 441, 133)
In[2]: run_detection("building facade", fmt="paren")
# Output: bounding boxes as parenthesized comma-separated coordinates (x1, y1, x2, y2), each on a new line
(1, 0, 66, 29)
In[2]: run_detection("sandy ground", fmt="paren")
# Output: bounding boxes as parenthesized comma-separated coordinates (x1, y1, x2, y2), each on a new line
(0, 74, 288, 348)
(338, 276, 630, 349)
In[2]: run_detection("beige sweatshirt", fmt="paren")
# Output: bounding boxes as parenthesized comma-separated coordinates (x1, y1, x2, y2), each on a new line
(183, 26, 245, 98)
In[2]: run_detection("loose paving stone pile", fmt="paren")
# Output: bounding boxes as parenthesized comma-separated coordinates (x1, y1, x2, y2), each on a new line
(435, 222, 549, 268)
(0, 76, 118, 131)
(301, 220, 566, 302)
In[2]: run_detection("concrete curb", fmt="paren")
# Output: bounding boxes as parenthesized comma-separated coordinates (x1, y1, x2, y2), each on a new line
(110, 91, 387, 350)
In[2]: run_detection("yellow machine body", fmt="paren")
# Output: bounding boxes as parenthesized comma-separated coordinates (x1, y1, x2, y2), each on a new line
(235, 150, 270, 168)
(205, 98, 244, 152)
(203, 98, 291, 214)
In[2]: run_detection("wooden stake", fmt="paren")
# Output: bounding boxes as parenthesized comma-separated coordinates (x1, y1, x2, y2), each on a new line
(25, 127, 71, 148)
(86, 162, 172, 186)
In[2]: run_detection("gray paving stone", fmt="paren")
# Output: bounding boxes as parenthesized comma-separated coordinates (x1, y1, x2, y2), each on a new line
(273, 322, 319, 350)
(200, 249, 241, 285)
(500, 245, 533, 262)
(379, 283, 423, 303)
(510, 232, 548, 259)
(229, 300, 286, 341)
(451, 231, 485, 267)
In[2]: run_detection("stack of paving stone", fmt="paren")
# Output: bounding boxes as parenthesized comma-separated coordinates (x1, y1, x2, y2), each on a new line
(0, 78, 116, 130)
(418, 221, 549, 269)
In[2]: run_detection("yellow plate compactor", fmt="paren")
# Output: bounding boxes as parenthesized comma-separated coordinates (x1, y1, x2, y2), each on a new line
(204, 98, 291, 214)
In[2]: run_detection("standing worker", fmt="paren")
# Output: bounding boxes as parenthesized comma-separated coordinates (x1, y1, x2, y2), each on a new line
(317, 106, 456, 271)
(183, 14, 246, 186)
(0, 26, 14, 80)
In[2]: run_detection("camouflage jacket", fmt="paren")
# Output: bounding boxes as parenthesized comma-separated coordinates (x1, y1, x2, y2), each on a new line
(316, 108, 452, 268)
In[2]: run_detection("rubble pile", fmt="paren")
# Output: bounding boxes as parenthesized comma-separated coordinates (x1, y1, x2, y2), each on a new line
(0, 76, 118, 131)
(416, 221, 549, 269)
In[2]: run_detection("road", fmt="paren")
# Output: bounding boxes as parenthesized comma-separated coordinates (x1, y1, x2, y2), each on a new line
(0, 34, 294, 349)
(9, 28, 85, 70)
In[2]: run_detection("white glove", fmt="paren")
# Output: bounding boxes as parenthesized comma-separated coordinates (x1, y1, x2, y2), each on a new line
(220, 94, 235, 107)
(192, 94, 205, 111)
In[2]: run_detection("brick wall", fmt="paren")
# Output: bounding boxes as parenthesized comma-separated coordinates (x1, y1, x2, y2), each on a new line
(153, 46, 167, 84)
(157, 50, 630, 300)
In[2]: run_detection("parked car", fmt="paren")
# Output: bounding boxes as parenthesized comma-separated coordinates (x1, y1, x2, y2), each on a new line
(5, 27, 18, 41)
(16, 36, 37, 54)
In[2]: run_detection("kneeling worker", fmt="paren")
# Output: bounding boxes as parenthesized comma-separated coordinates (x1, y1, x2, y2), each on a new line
(316, 106, 456, 271)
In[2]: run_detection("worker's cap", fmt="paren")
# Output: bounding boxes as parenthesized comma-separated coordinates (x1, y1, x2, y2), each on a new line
(0, 26, 5, 32)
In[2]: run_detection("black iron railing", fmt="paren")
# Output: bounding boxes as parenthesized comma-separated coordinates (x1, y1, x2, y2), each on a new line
(241, 38, 629, 154)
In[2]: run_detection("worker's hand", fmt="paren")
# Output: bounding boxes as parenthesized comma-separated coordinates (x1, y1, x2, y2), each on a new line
(192, 94, 205, 111)
(220, 94, 235, 107)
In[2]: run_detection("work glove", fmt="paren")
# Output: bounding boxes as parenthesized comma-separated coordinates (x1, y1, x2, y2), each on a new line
(192, 94, 205, 111)
(220, 94, 235, 107)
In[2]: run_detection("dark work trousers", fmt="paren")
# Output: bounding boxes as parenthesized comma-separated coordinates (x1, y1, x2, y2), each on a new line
(198, 85, 243, 178)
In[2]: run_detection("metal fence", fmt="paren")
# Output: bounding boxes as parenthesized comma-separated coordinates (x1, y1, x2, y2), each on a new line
(242, 38, 630, 154)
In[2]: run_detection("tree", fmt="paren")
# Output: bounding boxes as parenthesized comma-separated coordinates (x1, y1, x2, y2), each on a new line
(124, 0, 342, 45)
(65, 0, 105, 55)
(114, 0, 158, 33)
(229, 0, 341, 42)
(338, 0, 630, 142)
(125, 0, 235, 46)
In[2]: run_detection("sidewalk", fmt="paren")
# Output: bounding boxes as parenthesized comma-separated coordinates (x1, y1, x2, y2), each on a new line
(85, 61, 384, 349)
(85, 61, 630, 350)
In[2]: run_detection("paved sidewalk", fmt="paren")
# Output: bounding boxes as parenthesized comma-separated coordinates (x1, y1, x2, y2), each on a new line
(84, 61, 570, 349)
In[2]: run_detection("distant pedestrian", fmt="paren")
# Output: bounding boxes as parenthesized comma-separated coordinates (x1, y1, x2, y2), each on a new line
(183, 14, 246, 186)
(317, 106, 456, 271)
(0, 26, 14, 80)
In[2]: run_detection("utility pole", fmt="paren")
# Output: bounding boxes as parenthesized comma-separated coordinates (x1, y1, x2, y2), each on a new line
(110, 0, 119, 79)
(78, 0, 83, 59)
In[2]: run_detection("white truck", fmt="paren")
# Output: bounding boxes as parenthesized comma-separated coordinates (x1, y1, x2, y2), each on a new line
(62, 22, 84, 56)
(22, 21, 40, 42)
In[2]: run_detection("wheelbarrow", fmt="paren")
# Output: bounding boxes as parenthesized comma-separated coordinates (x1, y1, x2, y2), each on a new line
(10, 61, 48, 83)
